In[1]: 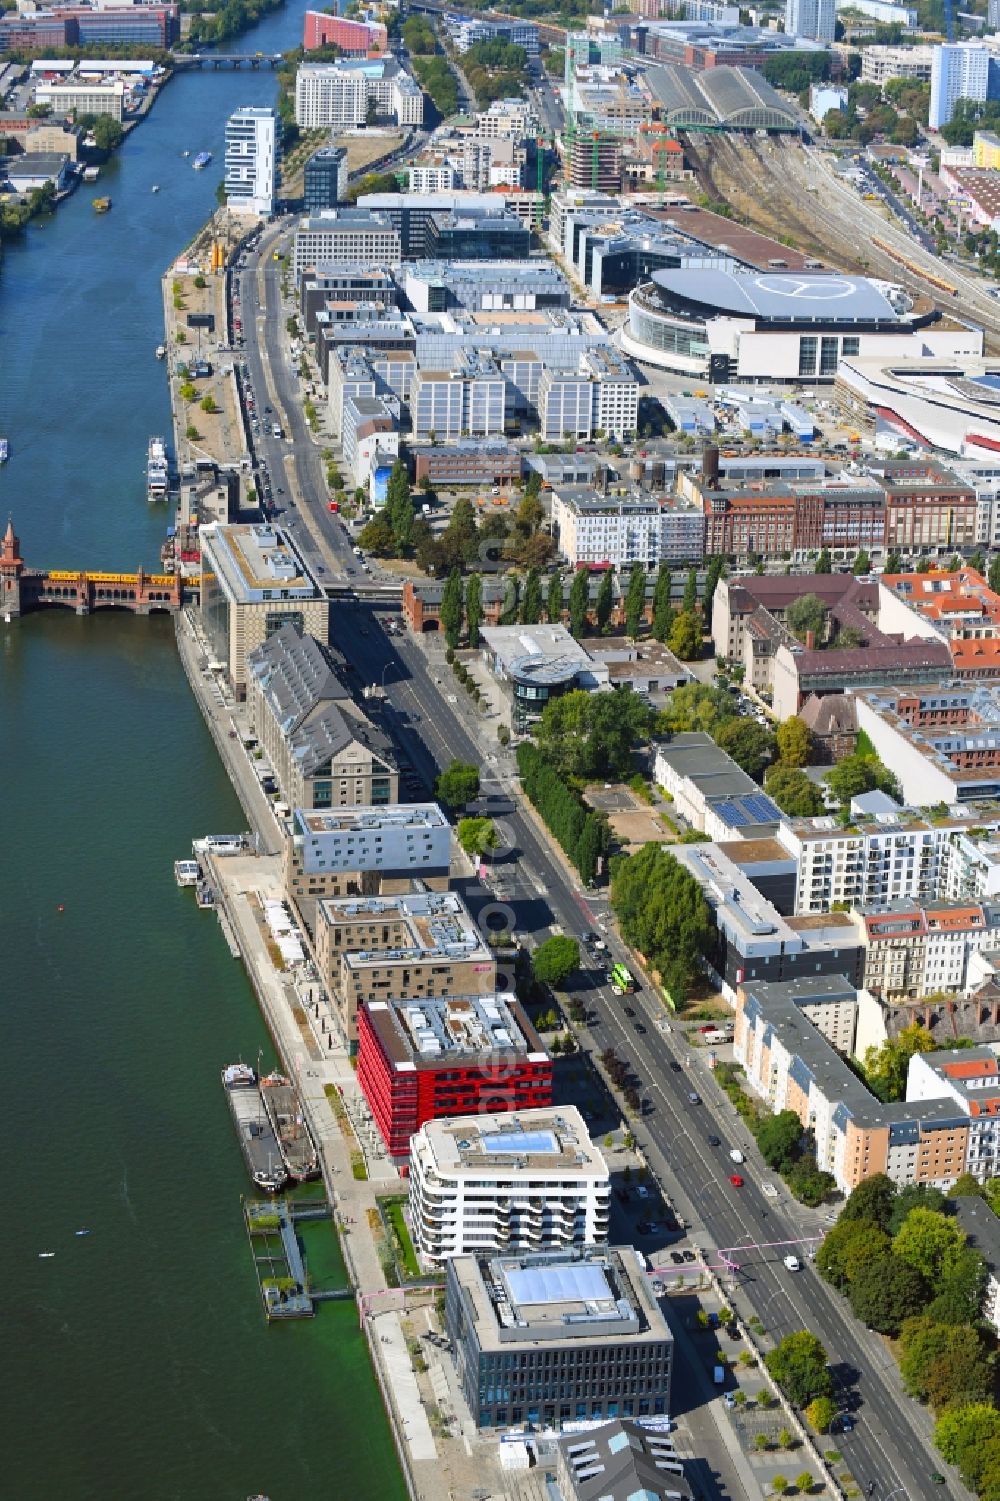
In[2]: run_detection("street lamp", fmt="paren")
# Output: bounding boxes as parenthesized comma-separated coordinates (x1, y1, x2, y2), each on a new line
(381, 662, 397, 693)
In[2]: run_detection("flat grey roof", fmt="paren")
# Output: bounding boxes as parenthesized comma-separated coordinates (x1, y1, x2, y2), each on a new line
(651, 267, 899, 323)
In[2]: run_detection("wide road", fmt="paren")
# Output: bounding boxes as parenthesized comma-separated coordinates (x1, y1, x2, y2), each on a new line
(320, 606, 967, 1501)
(234, 214, 962, 1501)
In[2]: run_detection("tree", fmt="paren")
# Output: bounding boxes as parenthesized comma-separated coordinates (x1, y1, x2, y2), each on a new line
(926, 1245, 989, 1326)
(852, 549, 871, 575)
(499, 572, 520, 626)
(465, 572, 483, 650)
(795, 1475, 814, 1496)
(547, 569, 563, 625)
(886, 548, 903, 575)
(575, 814, 606, 886)
(836, 624, 865, 650)
(703, 555, 725, 627)
(934, 1404, 1000, 1488)
(786, 593, 828, 643)
(756, 1111, 804, 1172)
(893, 1207, 967, 1284)
(888, 1183, 947, 1236)
(625, 563, 647, 639)
(569, 567, 590, 638)
(434, 760, 480, 809)
(357, 513, 395, 552)
(989, 554, 1000, 596)
(521, 567, 543, 625)
(817, 1220, 891, 1291)
(899, 1316, 993, 1410)
(863, 1024, 936, 1103)
(658, 682, 735, 736)
(804, 1397, 836, 1434)
(683, 566, 699, 613)
(457, 817, 498, 859)
(841, 1172, 897, 1232)
(531, 935, 581, 988)
(439, 496, 478, 570)
(611, 842, 714, 1001)
(535, 689, 652, 782)
(826, 752, 898, 807)
(384, 458, 413, 552)
(669, 609, 703, 661)
(814, 550, 832, 574)
(770, 1477, 789, 1497)
(595, 567, 615, 632)
(765, 766, 825, 817)
(776, 716, 812, 768)
(440, 569, 465, 649)
(848, 1254, 927, 1335)
(651, 563, 673, 642)
(714, 717, 776, 781)
(764, 1332, 833, 1406)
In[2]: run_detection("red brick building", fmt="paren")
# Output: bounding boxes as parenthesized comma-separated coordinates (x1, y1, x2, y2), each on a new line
(357, 994, 552, 1167)
(303, 8, 387, 54)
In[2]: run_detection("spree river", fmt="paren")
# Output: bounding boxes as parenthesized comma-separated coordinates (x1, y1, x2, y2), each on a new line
(0, 9, 406, 1500)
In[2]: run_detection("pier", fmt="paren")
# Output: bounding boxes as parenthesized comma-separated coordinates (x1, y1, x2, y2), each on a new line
(243, 1198, 352, 1320)
(1, 519, 182, 621)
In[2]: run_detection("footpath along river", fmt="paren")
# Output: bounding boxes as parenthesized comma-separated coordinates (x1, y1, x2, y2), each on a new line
(0, 9, 407, 1499)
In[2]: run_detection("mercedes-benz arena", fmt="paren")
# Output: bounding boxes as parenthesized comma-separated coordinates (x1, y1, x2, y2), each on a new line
(617, 266, 979, 383)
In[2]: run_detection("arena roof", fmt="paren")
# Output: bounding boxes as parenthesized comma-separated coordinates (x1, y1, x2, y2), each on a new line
(645, 63, 798, 132)
(649, 267, 901, 323)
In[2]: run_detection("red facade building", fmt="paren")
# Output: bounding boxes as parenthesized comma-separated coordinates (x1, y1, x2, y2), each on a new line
(303, 8, 387, 54)
(357, 995, 552, 1167)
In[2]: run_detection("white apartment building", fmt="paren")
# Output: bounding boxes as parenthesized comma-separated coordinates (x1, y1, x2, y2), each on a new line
(785, 0, 835, 42)
(409, 162, 457, 193)
(224, 105, 279, 216)
(551, 490, 705, 568)
(408, 1107, 610, 1265)
(293, 212, 402, 281)
(860, 45, 935, 85)
(929, 43, 990, 131)
(35, 80, 124, 120)
(475, 97, 537, 138)
(295, 62, 369, 128)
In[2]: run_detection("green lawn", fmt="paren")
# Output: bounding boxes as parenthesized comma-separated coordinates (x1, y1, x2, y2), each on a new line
(384, 1198, 420, 1279)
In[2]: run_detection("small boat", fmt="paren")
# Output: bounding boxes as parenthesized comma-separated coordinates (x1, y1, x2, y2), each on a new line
(155, 345, 166, 360)
(222, 1064, 288, 1193)
(151, 184, 160, 193)
(196, 880, 216, 909)
(147, 436, 169, 501)
(92, 196, 111, 213)
(74, 1229, 91, 1237)
(260, 1071, 320, 1181)
(38, 1252, 55, 1259)
(192, 151, 212, 171)
(174, 859, 201, 887)
(0, 438, 8, 463)
(181, 150, 190, 158)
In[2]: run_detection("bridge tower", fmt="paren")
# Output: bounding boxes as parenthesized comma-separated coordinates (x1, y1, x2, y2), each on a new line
(1, 515, 24, 620)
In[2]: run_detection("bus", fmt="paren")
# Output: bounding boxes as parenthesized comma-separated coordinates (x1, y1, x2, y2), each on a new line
(610, 963, 636, 996)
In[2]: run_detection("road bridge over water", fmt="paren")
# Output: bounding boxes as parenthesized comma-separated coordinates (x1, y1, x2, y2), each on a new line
(169, 52, 284, 69)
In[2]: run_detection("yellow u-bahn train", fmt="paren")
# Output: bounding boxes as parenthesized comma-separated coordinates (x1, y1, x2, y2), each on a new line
(870, 237, 959, 297)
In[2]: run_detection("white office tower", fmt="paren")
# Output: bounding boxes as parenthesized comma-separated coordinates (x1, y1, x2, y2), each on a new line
(929, 43, 990, 129)
(784, 0, 835, 43)
(225, 106, 280, 216)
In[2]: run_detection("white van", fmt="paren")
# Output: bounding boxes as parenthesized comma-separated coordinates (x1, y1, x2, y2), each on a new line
(783, 1254, 801, 1272)
(729, 1149, 744, 1164)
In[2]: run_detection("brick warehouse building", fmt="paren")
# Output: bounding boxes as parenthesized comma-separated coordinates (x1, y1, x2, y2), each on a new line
(357, 994, 552, 1166)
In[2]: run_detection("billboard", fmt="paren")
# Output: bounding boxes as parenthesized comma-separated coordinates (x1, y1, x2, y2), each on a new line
(371, 465, 393, 508)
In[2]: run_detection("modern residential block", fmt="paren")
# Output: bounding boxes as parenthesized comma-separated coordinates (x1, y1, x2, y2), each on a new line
(224, 106, 279, 217)
(408, 1106, 610, 1264)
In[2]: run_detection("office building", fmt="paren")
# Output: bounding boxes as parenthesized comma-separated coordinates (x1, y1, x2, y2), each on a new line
(837, 0, 916, 21)
(357, 993, 551, 1162)
(282, 803, 452, 930)
(303, 144, 348, 212)
(408, 1107, 610, 1266)
(448, 15, 539, 55)
(551, 490, 704, 569)
(537, 348, 639, 442)
(411, 355, 506, 440)
(316, 889, 496, 1047)
(445, 1246, 673, 1429)
(785, 0, 835, 42)
(303, 9, 387, 54)
(35, 79, 124, 120)
(294, 57, 422, 130)
(654, 733, 783, 841)
(246, 622, 397, 812)
(293, 211, 401, 281)
(224, 106, 279, 216)
(412, 441, 522, 488)
(929, 43, 990, 131)
(341, 391, 399, 488)
(199, 523, 328, 697)
(399, 260, 571, 315)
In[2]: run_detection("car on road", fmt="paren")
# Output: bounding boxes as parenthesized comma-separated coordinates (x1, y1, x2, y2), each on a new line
(729, 1149, 744, 1164)
(636, 1185, 649, 1199)
(783, 1254, 801, 1271)
(707, 1135, 720, 1147)
(669, 1061, 682, 1073)
(688, 1092, 701, 1104)
(624, 1006, 635, 1017)
(635, 1022, 646, 1034)
(729, 1174, 744, 1187)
